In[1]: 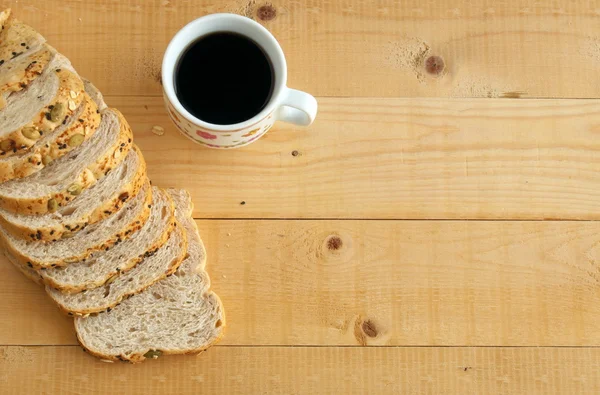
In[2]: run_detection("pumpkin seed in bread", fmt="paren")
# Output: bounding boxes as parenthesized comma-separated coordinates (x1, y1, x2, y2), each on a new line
(0, 92, 101, 183)
(47, 188, 186, 314)
(0, 146, 146, 242)
(0, 45, 53, 109)
(42, 185, 176, 293)
(0, 108, 132, 215)
(1, 181, 152, 269)
(0, 65, 85, 158)
(74, 189, 224, 363)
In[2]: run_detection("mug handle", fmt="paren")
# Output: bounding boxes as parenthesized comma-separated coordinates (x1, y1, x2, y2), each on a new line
(276, 88, 318, 126)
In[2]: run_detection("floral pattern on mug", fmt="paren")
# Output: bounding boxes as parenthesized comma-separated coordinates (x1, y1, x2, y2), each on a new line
(169, 107, 182, 123)
(242, 128, 260, 138)
(197, 130, 218, 140)
(163, 94, 276, 149)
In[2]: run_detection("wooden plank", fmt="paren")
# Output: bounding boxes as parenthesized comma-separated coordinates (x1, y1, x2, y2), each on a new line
(118, 96, 600, 220)
(3, 220, 600, 346)
(1, 346, 600, 394)
(8, 0, 600, 98)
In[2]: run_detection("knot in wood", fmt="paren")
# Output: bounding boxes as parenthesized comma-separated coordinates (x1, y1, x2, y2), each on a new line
(257, 5, 277, 21)
(327, 236, 343, 251)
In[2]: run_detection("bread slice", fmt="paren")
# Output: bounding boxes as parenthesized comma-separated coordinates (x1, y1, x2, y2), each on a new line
(0, 10, 45, 68)
(0, 8, 46, 67)
(0, 61, 107, 184)
(0, 45, 53, 109)
(82, 78, 106, 111)
(0, 108, 132, 215)
(8, 252, 44, 285)
(0, 90, 101, 183)
(47, 189, 186, 315)
(74, 189, 224, 363)
(0, 145, 146, 241)
(0, 9, 48, 108)
(42, 185, 176, 292)
(0, 56, 85, 158)
(1, 181, 152, 269)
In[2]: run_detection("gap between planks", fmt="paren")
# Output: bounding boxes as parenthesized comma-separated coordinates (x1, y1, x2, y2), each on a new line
(191, 217, 600, 221)
(4, 345, 600, 349)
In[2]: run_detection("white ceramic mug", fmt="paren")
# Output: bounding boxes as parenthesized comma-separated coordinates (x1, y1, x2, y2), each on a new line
(162, 13, 318, 149)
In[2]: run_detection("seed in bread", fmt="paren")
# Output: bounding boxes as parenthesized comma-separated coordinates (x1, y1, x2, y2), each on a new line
(0, 108, 131, 215)
(41, 183, 175, 292)
(0, 146, 147, 242)
(74, 189, 225, 363)
(1, 181, 152, 269)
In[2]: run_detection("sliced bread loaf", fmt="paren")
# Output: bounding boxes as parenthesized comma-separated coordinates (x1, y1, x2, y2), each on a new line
(0, 10, 45, 67)
(0, 45, 53, 109)
(82, 78, 106, 111)
(0, 145, 146, 241)
(0, 91, 101, 183)
(0, 108, 132, 215)
(2, 181, 152, 269)
(42, 185, 175, 292)
(0, 57, 85, 158)
(74, 189, 224, 363)
(47, 189, 187, 315)
(8, 252, 43, 285)
(0, 52, 101, 183)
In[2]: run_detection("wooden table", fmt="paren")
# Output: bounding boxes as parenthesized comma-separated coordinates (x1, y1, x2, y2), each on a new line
(2, 1, 600, 393)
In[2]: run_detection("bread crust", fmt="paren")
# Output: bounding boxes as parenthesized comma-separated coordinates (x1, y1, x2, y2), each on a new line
(76, 296, 225, 364)
(0, 146, 147, 242)
(0, 13, 45, 72)
(50, 218, 188, 315)
(0, 93, 101, 184)
(73, 190, 225, 363)
(8, 255, 44, 285)
(0, 46, 52, 109)
(3, 181, 153, 269)
(0, 68, 85, 158)
(0, 109, 132, 215)
(43, 188, 176, 293)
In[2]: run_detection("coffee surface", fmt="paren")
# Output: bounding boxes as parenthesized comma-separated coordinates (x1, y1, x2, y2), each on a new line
(175, 32, 274, 125)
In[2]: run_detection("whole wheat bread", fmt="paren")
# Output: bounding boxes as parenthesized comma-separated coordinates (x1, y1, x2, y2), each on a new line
(0, 54, 85, 158)
(0, 45, 53, 109)
(0, 9, 225, 364)
(0, 10, 53, 109)
(0, 89, 101, 183)
(47, 192, 186, 315)
(42, 185, 176, 292)
(2, 181, 152, 269)
(0, 145, 146, 241)
(0, 11, 45, 80)
(74, 189, 225, 363)
(0, 108, 132, 215)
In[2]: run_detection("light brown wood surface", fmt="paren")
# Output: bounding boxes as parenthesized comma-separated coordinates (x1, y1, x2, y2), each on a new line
(2, 0, 600, 394)
(3, 346, 600, 395)
(7, 0, 600, 98)
(119, 96, 600, 220)
(4, 220, 600, 347)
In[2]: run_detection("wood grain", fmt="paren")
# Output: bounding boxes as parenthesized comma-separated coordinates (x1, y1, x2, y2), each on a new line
(112, 96, 600, 220)
(7, 0, 600, 98)
(1, 346, 600, 394)
(3, 220, 600, 347)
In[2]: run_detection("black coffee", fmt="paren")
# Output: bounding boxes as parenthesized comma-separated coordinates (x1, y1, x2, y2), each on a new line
(175, 32, 274, 125)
